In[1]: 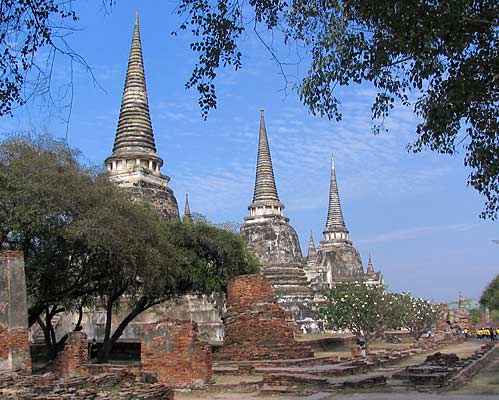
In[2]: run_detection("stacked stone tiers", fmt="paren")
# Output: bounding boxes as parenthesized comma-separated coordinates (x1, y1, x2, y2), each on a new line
(260, 262, 317, 323)
(109, 12, 157, 158)
(248, 110, 284, 217)
(216, 275, 314, 361)
(241, 217, 319, 329)
(105, 13, 179, 222)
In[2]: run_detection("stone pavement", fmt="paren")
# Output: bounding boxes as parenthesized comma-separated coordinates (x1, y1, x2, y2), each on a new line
(333, 395, 498, 400)
(176, 392, 498, 400)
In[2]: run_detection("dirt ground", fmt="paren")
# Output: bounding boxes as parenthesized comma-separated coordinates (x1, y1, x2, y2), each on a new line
(175, 340, 496, 400)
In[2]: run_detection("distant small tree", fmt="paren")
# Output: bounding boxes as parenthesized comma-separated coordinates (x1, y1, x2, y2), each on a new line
(395, 293, 439, 342)
(480, 274, 499, 313)
(320, 282, 392, 347)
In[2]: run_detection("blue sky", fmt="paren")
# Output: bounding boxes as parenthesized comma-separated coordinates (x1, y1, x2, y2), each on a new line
(1, 2, 496, 303)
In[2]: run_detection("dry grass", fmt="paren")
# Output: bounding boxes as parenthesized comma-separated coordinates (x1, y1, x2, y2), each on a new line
(450, 348, 499, 395)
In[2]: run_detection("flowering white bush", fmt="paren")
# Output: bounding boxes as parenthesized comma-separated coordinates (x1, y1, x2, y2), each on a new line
(394, 293, 440, 341)
(320, 282, 393, 346)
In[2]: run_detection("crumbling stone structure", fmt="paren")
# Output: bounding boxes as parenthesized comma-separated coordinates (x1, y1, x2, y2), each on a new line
(104, 12, 179, 221)
(0, 251, 31, 374)
(305, 158, 383, 288)
(240, 111, 317, 329)
(216, 275, 314, 360)
(141, 320, 212, 387)
(54, 331, 89, 377)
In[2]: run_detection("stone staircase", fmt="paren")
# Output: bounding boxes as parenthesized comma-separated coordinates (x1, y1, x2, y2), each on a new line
(260, 262, 319, 331)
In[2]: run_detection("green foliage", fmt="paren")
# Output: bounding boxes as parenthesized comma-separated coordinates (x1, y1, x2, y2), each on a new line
(0, 134, 105, 316)
(320, 282, 393, 344)
(0, 134, 257, 361)
(394, 293, 440, 341)
(164, 220, 258, 295)
(177, 0, 499, 219)
(480, 274, 499, 311)
(471, 308, 481, 326)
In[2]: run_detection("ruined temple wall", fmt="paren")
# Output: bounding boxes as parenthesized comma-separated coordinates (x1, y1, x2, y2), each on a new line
(241, 217, 303, 264)
(141, 320, 211, 387)
(316, 242, 365, 283)
(54, 331, 89, 378)
(77, 294, 224, 344)
(216, 275, 314, 361)
(0, 251, 31, 373)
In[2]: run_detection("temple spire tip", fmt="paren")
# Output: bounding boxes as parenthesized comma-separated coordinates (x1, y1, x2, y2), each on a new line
(183, 193, 193, 224)
(248, 110, 283, 217)
(323, 157, 348, 238)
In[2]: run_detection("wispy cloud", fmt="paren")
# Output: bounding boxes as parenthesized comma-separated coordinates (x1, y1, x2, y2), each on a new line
(358, 224, 472, 244)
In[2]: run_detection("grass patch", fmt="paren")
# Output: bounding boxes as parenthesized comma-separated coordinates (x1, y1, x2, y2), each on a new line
(450, 347, 499, 395)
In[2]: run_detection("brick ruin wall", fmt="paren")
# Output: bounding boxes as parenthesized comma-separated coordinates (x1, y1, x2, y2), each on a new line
(435, 304, 472, 339)
(215, 274, 314, 361)
(0, 251, 31, 373)
(141, 319, 212, 387)
(54, 331, 89, 377)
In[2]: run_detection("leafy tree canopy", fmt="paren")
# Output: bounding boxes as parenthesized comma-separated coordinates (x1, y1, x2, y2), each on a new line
(176, 0, 499, 219)
(480, 273, 499, 311)
(0, 134, 106, 319)
(2, 1, 498, 217)
(0, 134, 257, 361)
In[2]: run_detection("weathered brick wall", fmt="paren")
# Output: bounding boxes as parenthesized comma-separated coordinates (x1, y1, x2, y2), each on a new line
(141, 320, 212, 387)
(0, 324, 8, 361)
(0, 251, 32, 373)
(54, 331, 89, 377)
(227, 274, 274, 309)
(216, 274, 314, 361)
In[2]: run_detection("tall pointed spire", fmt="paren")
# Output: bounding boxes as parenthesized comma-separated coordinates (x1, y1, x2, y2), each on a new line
(323, 157, 349, 242)
(307, 230, 317, 258)
(103, 12, 179, 222)
(367, 254, 374, 274)
(253, 109, 279, 202)
(183, 194, 193, 224)
(112, 11, 158, 157)
(105, 11, 164, 176)
(247, 109, 284, 218)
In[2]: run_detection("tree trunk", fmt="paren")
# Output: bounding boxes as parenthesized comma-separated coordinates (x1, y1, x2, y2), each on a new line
(28, 303, 46, 328)
(98, 299, 114, 363)
(97, 298, 158, 363)
(74, 305, 84, 331)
